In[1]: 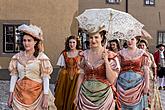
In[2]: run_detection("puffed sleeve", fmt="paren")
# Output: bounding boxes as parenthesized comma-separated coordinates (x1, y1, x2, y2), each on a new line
(78, 51, 85, 74)
(108, 51, 120, 73)
(142, 52, 150, 66)
(8, 54, 19, 76)
(141, 52, 150, 93)
(39, 53, 53, 79)
(56, 53, 66, 67)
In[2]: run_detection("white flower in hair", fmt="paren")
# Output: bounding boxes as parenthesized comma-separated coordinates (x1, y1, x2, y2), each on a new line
(18, 24, 43, 40)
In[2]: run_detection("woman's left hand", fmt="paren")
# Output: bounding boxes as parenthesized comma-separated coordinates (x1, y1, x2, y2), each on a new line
(42, 94, 48, 109)
(143, 87, 149, 95)
(102, 49, 109, 62)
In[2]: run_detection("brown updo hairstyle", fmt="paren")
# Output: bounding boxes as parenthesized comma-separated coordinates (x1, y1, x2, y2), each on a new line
(108, 39, 120, 51)
(99, 30, 107, 46)
(22, 32, 40, 57)
(138, 39, 149, 49)
(65, 35, 80, 51)
(139, 39, 148, 47)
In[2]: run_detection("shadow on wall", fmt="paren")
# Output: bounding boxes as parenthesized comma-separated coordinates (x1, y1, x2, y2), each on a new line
(70, 10, 78, 36)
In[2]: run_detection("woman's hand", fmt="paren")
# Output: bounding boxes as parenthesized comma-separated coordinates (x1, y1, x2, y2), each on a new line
(102, 49, 109, 62)
(143, 87, 149, 95)
(42, 94, 48, 109)
(7, 92, 13, 108)
(153, 75, 157, 81)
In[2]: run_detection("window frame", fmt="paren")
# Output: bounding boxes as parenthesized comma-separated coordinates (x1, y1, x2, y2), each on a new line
(157, 31, 165, 45)
(144, 0, 155, 6)
(3, 24, 23, 53)
(0, 20, 29, 57)
(106, 0, 121, 4)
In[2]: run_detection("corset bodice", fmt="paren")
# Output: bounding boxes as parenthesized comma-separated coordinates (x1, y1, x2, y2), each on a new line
(83, 61, 106, 80)
(63, 51, 81, 69)
(120, 55, 143, 74)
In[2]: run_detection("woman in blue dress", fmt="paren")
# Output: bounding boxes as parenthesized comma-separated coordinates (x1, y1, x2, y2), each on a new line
(117, 36, 150, 110)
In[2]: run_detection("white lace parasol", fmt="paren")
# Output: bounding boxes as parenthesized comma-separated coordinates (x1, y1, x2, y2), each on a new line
(76, 8, 144, 40)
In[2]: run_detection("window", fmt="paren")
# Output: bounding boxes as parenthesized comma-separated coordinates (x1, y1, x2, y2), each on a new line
(3, 24, 24, 53)
(106, 0, 120, 4)
(144, 0, 155, 6)
(0, 21, 29, 56)
(157, 31, 165, 44)
(78, 29, 89, 50)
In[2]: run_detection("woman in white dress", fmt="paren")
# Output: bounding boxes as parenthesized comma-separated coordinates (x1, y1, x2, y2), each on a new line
(7, 24, 57, 110)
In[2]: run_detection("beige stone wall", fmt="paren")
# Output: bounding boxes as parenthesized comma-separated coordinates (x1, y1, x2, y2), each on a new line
(0, 0, 165, 69)
(0, 0, 78, 68)
(78, 0, 165, 53)
(79, 0, 126, 14)
(128, 0, 165, 52)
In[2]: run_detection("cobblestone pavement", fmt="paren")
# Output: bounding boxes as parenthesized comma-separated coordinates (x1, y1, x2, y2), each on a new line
(0, 80, 164, 110)
(160, 90, 165, 110)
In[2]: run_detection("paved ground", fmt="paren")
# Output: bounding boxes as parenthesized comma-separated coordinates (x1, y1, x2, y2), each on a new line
(0, 80, 164, 110)
(160, 90, 165, 110)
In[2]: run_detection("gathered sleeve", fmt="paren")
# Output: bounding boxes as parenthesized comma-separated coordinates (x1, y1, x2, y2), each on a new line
(142, 52, 150, 67)
(78, 51, 86, 74)
(8, 54, 19, 76)
(108, 51, 120, 73)
(56, 53, 66, 67)
(39, 53, 53, 79)
(78, 58, 86, 74)
(141, 52, 150, 93)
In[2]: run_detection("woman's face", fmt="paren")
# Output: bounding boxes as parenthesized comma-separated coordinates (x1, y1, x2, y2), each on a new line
(127, 37, 137, 48)
(69, 39, 77, 50)
(23, 35, 36, 51)
(89, 32, 102, 48)
(110, 42, 117, 50)
(139, 42, 147, 50)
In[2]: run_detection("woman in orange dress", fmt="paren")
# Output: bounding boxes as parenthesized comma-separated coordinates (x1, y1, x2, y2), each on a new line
(7, 24, 56, 110)
(54, 35, 82, 110)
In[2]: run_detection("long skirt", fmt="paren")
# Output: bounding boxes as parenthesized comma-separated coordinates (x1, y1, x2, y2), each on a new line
(77, 79, 115, 110)
(54, 69, 79, 110)
(117, 71, 148, 110)
(148, 69, 162, 110)
(12, 77, 56, 110)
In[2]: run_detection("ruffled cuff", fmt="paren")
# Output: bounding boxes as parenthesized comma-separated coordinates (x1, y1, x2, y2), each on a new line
(40, 59, 53, 79)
